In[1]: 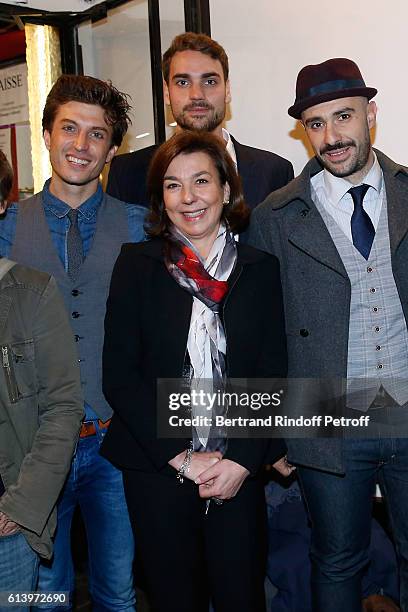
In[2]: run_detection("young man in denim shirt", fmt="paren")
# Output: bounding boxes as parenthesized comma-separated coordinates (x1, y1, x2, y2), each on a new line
(0, 76, 145, 611)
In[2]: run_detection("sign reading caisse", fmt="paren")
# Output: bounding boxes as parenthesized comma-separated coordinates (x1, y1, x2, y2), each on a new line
(0, 63, 29, 125)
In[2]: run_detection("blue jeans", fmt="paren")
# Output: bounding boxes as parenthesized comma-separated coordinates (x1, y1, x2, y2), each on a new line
(265, 480, 399, 612)
(35, 423, 135, 611)
(298, 438, 408, 612)
(0, 531, 38, 611)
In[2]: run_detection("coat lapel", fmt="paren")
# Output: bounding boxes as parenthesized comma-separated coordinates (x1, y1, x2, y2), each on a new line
(231, 137, 257, 204)
(376, 149, 408, 254)
(146, 241, 192, 374)
(287, 206, 348, 277)
(277, 159, 348, 277)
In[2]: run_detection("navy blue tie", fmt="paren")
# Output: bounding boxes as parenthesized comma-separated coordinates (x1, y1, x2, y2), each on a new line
(349, 184, 375, 260)
(67, 209, 84, 281)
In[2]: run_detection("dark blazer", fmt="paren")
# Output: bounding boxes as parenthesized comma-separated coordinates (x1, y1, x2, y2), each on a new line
(248, 149, 408, 474)
(106, 136, 294, 211)
(100, 239, 287, 475)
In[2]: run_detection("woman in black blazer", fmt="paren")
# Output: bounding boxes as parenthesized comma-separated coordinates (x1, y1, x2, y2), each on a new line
(101, 131, 290, 612)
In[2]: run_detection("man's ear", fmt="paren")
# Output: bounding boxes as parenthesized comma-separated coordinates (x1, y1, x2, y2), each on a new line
(367, 100, 377, 130)
(105, 145, 118, 164)
(43, 129, 51, 151)
(0, 201, 7, 214)
(163, 78, 170, 106)
(225, 79, 231, 105)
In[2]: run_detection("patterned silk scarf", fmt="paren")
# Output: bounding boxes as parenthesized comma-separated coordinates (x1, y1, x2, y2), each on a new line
(164, 223, 237, 450)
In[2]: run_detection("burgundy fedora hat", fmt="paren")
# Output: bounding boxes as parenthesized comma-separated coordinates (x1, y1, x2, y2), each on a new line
(288, 58, 377, 119)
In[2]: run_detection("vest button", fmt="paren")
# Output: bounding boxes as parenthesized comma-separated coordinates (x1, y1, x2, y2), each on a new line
(376, 345, 381, 351)
(370, 288, 376, 293)
(74, 334, 83, 342)
(71, 289, 80, 297)
(300, 329, 309, 337)
(367, 267, 373, 273)
(72, 311, 80, 319)
(377, 363, 383, 369)
(372, 307, 378, 313)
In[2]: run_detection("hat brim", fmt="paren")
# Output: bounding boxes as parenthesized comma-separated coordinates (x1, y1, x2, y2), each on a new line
(288, 86, 378, 119)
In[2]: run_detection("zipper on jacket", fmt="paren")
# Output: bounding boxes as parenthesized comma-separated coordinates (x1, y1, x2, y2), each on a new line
(1, 345, 21, 404)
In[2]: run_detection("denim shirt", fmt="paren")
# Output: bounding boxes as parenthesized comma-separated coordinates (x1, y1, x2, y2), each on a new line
(0, 180, 146, 420)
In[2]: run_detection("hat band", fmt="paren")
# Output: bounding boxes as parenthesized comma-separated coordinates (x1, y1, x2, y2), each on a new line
(309, 78, 366, 96)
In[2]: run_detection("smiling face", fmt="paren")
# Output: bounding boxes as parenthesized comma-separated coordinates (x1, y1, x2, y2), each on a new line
(301, 96, 377, 184)
(164, 50, 231, 136)
(163, 151, 229, 257)
(43, 101, 117, 205)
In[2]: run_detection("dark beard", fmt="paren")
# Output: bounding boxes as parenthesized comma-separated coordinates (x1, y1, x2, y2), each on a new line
(175, 105, 225, 133)
(318, 132, 371, 178)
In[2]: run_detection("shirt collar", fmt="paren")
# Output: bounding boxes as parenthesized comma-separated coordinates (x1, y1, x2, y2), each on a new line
(322, 150, 383, 205)
(222, 128, 237, 166)
(42, 178, 104, 221)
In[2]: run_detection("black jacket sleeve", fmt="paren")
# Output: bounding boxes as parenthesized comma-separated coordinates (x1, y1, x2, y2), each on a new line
(102, 245, 189, 470)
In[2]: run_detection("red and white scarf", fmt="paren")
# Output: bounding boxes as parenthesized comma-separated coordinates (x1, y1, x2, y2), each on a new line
(164, 223, 237, 449)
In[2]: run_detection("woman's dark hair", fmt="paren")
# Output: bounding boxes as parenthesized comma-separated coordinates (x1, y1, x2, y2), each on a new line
(0, 150, 13, 209)
(42, 74, 131, 147)
(146, 131, 249, 237)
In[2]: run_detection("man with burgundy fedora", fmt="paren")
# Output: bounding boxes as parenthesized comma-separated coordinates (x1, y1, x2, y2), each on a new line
(249, 57, 408, 611)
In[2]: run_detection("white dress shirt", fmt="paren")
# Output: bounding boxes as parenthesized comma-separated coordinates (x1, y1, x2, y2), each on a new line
(222, 128, 237, 167)
(311, 152, 384, 241)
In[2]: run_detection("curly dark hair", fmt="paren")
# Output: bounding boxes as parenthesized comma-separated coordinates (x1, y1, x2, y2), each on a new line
(146, 131, 249, 237)
(162, 32, 229, 84)
(42, 74, 131, 147)
(0, 150, 13, 209)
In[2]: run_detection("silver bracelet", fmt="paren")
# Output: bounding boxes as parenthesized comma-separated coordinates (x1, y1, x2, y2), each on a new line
(177, 446, 193, 483)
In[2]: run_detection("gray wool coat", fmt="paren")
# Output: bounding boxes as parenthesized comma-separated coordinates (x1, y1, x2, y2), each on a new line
(248, 149, 408, 473)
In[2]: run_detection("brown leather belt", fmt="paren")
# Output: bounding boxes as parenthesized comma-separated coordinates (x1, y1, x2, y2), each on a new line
(79, 419, 111, 438)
